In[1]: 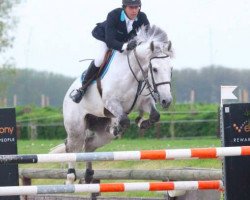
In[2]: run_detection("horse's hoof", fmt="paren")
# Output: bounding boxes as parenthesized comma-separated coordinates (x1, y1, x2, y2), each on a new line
(135, 116, 142, 124)
(66, 173, 76, 185)
(140, 120, 151, 129)
(66, 168, 76, 184)
(113, 126, 121, 136)
(85, 168, 94, 184)
(108, 125, 121, 137)
(150, 111, 160, 123)
(120, 116, 130, 129)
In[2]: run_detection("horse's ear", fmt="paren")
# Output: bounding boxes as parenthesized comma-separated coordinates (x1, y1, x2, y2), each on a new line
(150, 41, 155, 52)
(164, 41, 174, 58)
(168, 41, 172, 51)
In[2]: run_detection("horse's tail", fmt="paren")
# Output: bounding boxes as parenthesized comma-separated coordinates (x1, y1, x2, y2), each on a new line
(49, 143, 66, 154)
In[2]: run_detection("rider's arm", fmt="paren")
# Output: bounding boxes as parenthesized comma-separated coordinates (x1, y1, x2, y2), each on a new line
(121, 12, 150, 51)
(139, 11, 150, 27)
(105, 10, 125, 52)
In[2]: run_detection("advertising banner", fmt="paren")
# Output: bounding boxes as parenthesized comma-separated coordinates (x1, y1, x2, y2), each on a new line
(0, 108, 19, 200)
(222, 103, 250, 200)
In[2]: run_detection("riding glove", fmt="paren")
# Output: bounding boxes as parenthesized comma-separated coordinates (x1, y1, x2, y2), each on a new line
(126, 40, 137, 51)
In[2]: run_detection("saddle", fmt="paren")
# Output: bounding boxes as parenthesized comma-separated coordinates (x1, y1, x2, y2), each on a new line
(81, 50, 113, 83)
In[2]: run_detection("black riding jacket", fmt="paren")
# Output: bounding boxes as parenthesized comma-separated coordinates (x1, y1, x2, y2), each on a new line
(92, 8, 149, 52)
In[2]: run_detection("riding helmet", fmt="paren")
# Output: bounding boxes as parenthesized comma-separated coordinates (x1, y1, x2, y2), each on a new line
(122, 0, 141, 6)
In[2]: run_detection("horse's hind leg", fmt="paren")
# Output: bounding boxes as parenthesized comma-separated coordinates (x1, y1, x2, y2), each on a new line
(79, 136, 100, 200)
(83, 127, 115, 183)
(82, 130, 114, 199)
(65, 130, 86, 184)
(82, 135, 99, 184)
(84, 161, 94, 184)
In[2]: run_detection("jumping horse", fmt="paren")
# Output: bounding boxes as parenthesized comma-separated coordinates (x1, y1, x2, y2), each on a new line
(51, 25, 174, 185)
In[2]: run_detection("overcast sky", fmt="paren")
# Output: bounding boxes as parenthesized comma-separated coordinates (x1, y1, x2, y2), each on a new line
(4, 0, 250, 77)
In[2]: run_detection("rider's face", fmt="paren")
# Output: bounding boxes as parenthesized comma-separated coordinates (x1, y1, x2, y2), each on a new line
(124, 6, 140, 20)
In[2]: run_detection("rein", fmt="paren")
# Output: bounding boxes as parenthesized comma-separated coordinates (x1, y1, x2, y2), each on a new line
(126, 50, 145, 114)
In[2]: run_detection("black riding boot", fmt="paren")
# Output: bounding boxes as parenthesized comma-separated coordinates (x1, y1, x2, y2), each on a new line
(70, 61, 99, 103)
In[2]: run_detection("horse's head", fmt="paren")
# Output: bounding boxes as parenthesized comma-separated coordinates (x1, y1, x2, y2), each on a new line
(148, 47, 173, 109)
(133, 25, 174, 109)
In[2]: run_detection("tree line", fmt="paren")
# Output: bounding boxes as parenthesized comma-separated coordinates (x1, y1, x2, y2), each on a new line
(173, 66, 249, 103)
(2, 69, 74, 107)
(0, 66, 249, 107)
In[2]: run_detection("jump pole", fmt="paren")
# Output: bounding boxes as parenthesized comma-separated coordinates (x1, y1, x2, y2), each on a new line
(0, 146, 250, 164)
(0, 181, 223, 196)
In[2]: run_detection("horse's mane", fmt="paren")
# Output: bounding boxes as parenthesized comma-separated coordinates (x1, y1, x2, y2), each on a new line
(135, 25, 168, 44)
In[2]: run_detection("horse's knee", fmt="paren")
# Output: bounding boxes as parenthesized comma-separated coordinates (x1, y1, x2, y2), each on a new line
(85, 168, 94, 184)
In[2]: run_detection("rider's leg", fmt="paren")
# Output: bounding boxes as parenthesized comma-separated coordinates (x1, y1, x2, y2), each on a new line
(71, 61, 99, 103)
(71, 41, 108, 103)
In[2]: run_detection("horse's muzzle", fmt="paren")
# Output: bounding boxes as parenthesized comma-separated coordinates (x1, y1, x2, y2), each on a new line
(161, 98, 172, 109)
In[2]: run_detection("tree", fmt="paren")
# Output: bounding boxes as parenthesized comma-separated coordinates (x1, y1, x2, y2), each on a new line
(0, 0, 20, 104)
(0, 0, 20, 53)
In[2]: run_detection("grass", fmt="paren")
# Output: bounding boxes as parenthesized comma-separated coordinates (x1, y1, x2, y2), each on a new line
(17, 137, 222, 198)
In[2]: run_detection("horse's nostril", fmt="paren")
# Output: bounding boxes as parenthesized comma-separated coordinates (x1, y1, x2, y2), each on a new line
(162, 99, 171, 108)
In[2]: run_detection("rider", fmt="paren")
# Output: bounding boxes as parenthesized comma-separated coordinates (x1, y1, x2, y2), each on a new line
(71, 0, 150, 103)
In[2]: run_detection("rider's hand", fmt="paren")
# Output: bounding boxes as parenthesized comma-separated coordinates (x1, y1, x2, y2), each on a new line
(126, 39, 137, 51)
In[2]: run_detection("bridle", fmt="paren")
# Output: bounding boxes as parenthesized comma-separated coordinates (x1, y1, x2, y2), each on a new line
(148, 55, 172, 101)
(126, 47, 172, 113)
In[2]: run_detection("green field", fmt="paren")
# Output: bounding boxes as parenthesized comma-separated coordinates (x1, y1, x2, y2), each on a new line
(18, 137, 222, 198)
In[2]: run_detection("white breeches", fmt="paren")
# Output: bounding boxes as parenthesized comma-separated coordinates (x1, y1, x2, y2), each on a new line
(93, 40, 109, 67)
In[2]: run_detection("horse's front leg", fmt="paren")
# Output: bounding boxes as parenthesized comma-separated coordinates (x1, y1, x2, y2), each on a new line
(137, 105, 160, 130)
(105, 99, 130, 133)
(106, 118, 123, 137)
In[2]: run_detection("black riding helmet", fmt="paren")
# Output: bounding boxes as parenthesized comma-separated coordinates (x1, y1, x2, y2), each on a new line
(122, 0, 141, 7)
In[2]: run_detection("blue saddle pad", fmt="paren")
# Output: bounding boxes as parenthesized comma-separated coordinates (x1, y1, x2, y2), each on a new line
(80, 50, 116, 83)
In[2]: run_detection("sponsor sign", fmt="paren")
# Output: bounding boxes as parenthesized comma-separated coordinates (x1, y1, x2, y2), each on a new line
(222, 103, 250, 200)
(0, 108, 19, 200)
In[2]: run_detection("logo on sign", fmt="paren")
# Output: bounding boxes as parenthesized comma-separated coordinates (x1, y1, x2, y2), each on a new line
(233, 121, 250, 133)
(0, 126, 14, 135)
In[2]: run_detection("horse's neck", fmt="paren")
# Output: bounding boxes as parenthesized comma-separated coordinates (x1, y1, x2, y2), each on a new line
(98, 52, 144, 104)
(103, 52, 137, 83)
(106, 51, 148, 81)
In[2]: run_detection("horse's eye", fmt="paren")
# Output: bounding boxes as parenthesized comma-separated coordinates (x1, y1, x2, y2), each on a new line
(153, 68, 158, 73)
